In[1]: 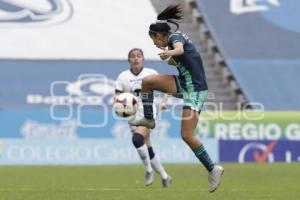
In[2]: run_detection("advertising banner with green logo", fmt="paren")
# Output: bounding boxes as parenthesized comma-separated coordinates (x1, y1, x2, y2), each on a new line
(195, 112, 300, 141)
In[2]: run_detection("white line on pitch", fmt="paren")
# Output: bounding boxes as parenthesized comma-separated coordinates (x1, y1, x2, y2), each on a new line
(0, 188, 252, 192)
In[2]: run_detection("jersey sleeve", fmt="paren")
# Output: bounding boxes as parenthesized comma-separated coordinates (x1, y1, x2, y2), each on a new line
(168, 33, 186, 48)
(115, 73, 125, 93)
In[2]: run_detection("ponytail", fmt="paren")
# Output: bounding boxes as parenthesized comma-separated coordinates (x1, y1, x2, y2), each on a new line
(149, 4, 183, 36)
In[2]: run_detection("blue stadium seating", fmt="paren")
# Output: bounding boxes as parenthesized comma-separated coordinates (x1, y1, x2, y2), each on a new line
(196, 0, 300, 110)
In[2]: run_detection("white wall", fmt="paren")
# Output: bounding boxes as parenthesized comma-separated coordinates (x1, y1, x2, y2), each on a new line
(0, 0, 160, 60)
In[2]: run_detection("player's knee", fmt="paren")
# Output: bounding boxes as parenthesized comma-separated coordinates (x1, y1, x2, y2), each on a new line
(181, 131, 191, 143)
(132, 133, 145, 148)
(142, 75, 154, 88)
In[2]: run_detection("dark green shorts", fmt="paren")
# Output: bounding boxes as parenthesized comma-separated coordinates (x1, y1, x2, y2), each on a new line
(173, 75, 208, 112)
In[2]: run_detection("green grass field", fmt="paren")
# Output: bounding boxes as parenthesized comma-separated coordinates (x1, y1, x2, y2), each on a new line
(0, 163, 299, 200)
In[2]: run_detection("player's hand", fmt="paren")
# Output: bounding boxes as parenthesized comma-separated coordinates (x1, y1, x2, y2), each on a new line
(158, 51, 170, 60)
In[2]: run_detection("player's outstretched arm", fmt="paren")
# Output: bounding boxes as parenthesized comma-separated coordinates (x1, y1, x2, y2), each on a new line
(159, 42, 184, 58)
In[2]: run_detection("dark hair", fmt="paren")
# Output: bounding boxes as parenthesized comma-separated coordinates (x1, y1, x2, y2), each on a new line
(149, 4, 183, 37)
(128, 48, 144, 61)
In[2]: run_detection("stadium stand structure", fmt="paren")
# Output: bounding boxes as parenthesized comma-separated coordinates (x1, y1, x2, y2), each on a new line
(0, 0, 158, 60)
(151, 0, 239, 110)
(183, 0, 300, 111)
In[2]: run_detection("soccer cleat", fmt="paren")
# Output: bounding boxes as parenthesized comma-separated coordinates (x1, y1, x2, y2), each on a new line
(162, 176, 172, 188)
(145, 171, 154, 186)
(128, 117, 155, 129)
(208, 165, 224, 193)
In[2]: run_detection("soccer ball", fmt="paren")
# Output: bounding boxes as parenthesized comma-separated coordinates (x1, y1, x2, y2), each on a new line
(113, 93, 138, 117)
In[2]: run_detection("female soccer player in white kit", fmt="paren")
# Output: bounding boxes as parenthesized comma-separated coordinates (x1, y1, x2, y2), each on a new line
(115, 48, 172, 187)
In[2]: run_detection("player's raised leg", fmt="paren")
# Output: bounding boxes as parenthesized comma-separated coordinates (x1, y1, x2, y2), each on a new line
(129, 75, 177, 129)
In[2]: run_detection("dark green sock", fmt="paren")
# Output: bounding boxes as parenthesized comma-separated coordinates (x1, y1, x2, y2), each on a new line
(193, 145, 214, 172)
(141, 92, 153, 119)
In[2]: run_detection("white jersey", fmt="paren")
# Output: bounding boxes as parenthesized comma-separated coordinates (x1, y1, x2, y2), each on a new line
(115, 67, 158, 94)
(115, 67, 158, 119)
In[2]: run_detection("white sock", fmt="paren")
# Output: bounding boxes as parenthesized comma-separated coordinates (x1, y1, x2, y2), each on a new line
(150, 155, 168, 179)
(137, 144, 152, 172)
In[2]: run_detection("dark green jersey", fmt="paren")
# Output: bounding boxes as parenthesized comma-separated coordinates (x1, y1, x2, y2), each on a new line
(168, 31, 208, 92)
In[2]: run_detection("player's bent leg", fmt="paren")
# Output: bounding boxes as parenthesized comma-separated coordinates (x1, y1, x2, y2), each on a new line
(142, 75, 177, 95)
(129, 75, 177, 128)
